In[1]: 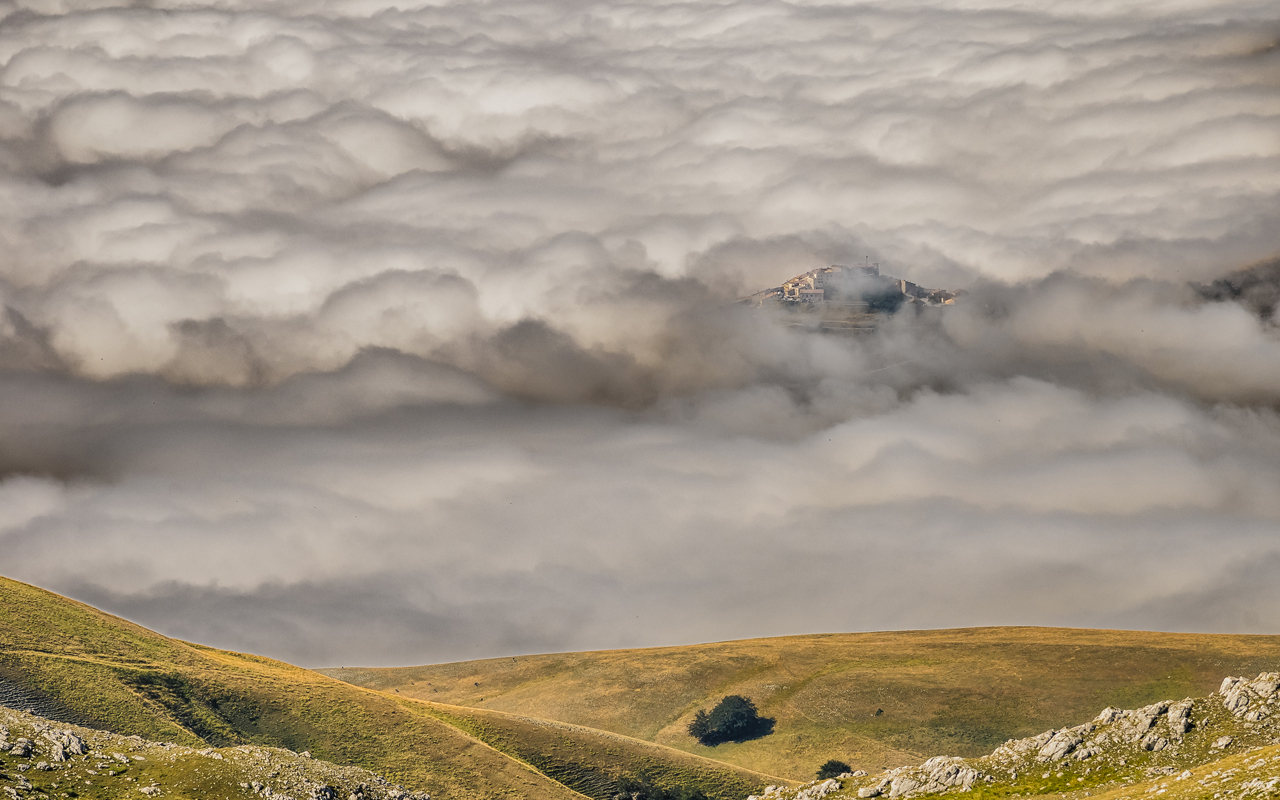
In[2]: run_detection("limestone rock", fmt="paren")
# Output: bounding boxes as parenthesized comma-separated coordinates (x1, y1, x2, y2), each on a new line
(924, 756, 980, 791)
(1168, 700, 1193, 723)
(1223, 688, 1251, 715)
(1162, 699, 1195, 739)
(994, 729, 1056, 760)
(1071, 745, 1100, 761)
(883, 756, 982, 798)
(754, 785, 784, 800)
(794, 778, 841, 800)
(1125, 702, 1170, 741)
(1219, 673, 1280, 719)
(1038, 728, 1086, 761)
(1140, 733, 1169, 752)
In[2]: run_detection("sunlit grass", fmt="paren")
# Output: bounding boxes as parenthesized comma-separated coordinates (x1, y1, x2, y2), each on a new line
(1, 576, 777, 800)
(325, 629, 1280, 781)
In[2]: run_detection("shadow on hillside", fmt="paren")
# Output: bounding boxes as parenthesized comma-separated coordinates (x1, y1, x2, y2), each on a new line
(0, 669, 104, 729)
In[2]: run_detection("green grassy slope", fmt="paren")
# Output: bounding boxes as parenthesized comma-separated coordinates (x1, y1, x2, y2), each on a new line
(321, 628, 1280, 781)
(0, 576, 782, 800)
(768, 666, 1280, 800)
(0, 704, 429, 800)
(1088, 743, 1280, 800)
(423, 703, 779, 800)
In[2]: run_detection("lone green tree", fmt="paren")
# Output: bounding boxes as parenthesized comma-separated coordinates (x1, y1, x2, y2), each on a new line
(687, 695, 773, 746)
(816, 760, 852, 780)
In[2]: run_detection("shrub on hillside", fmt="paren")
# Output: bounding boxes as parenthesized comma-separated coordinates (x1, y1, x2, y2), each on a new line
(816, 760, 851, 780)
(687, 695, 774, 746)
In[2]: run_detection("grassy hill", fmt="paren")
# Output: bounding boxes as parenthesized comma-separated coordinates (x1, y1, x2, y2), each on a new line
(1087, 742, 1280, 800)
(0, 704, 429, 800)
(320, 628, 1280, 781)
(11, 575, 1280, 800)
(766, 667, 1280, 800)
(0, 576, 785, 800)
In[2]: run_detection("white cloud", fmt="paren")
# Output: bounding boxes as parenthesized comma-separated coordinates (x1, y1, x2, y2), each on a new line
(50, 94, 233, 163)
(0, 0, 1277, 664)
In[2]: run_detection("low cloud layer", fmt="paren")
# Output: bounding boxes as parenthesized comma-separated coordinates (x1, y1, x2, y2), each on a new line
(0, 0, 1278, 665)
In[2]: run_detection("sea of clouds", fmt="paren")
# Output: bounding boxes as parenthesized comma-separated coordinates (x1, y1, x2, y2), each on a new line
(0, 0, 1278, 665)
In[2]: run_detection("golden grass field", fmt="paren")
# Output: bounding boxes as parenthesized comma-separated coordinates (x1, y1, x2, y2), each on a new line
(0, 576, 784, 800)
(321, 628, 1280, 781)
(8, 572, 1280, 800)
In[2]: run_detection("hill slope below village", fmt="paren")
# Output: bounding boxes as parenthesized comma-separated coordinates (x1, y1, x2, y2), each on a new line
(321, 628, 1280, 781)
(0, 576, 783, 800)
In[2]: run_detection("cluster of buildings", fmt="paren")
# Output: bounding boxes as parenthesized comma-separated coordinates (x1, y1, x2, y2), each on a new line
(769, 263, 961, 307)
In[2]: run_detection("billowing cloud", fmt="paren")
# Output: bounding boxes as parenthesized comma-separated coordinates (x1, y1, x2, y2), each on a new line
(0, 0, 1277, 665)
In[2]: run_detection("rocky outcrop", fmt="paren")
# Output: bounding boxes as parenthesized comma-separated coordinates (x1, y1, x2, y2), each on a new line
(1220, 674, 1280, 721)
(889, 757, 981, 797)
(1036, 728, 1087, 761)
(985, 695, 1203, 771)
(759, 672, 1280, 800)
(795, 779, 842, 800)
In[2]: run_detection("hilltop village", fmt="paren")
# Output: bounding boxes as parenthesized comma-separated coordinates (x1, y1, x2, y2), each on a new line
(742, 263, 964, 331)
(746, 263, 961, 308)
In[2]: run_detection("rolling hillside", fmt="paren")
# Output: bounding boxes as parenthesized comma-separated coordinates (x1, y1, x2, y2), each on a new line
(0, 576, 784, 800)
(763, 668, 1280, 800)
(0, 704, 431, 800)
(320, 628, 1280, 781)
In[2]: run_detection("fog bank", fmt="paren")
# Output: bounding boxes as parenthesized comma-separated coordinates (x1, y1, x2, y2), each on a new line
(0, 0, 1278, 665)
